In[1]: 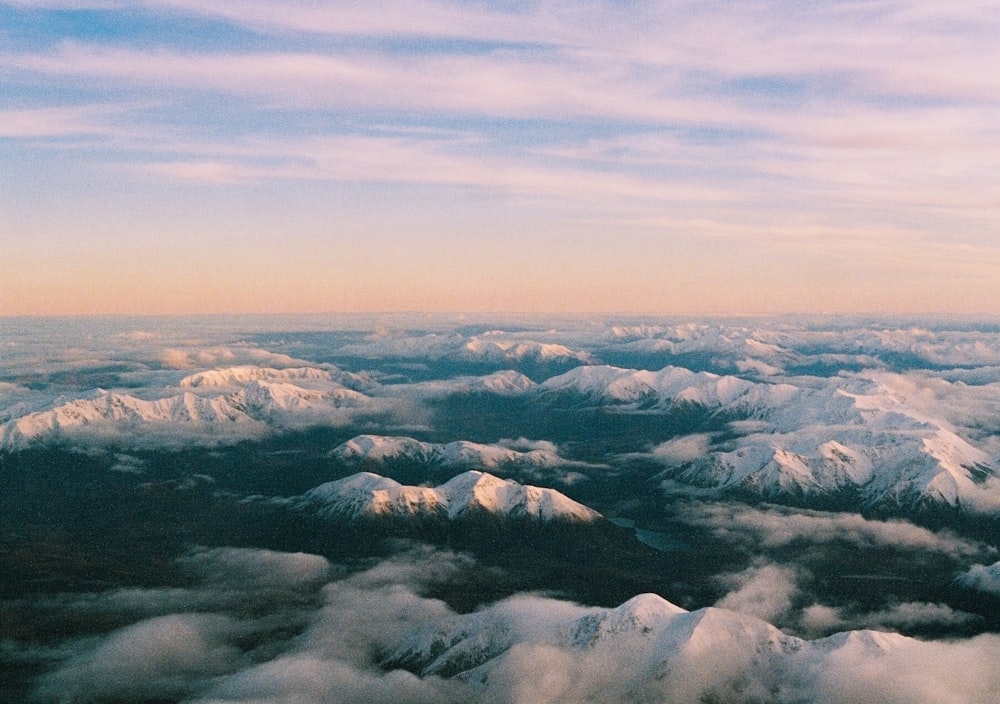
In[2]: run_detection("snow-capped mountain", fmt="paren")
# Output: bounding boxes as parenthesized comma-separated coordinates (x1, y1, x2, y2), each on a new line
(603, 323, 798, 371)
(397, 369, 538, 398)
(1, 389, 250, 446)
(337, 331, 594, 366)
(179, 364, 372, 391)
(539, 364, 794, 409)
(331, 434, 569, 472)
(0, 379, 369, 450)
(386, 591, 918, 696)
(677, 424, 994, 509)
(600, 321, 1000, 373)
(457, 337, 595, 366)
(297, 470, 601, 523)
(540, 365, 999, 512)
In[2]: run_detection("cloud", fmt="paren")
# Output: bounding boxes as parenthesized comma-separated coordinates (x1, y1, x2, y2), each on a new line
(815, 633, 1000, 704)
(715, 561, 800, 623)
(18, 545, 474, 703)
(185, 546, 475, 704)
(158, 346, 307, 370)
(176, 546, 333, 591)
(801, 603, 843, 634)
(956, 561, 1000, 596)
(651, 433, 713, 464)
(0, 104, 126, 138)
(497, 437, 559, 453)
(33, 613, 248, 702)
(679, 501, 993, 558)
(856, 602, 980, 632)
(7, 1, 1000, 236)
(14, 540, 1000, 704)
(109, 452, 146, 474)
(799, 600, 980, 638)
(193, 655, 463, 704)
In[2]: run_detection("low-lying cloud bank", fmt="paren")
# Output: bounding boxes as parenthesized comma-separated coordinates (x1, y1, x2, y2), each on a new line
(678, 500, 993, 558)
(8, 545, 1000, 704)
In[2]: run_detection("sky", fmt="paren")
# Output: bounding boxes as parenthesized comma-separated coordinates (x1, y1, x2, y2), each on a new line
(2, 0, 999, 317)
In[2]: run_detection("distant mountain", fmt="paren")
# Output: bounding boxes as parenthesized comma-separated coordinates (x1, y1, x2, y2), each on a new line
(179, 364, 372, 391)
(539, 364, 790, 408)
(399, 369, 538, 397)
(457, 338, 596, 366)
(0, 373, 369, 450)
(541, 365, 999, 512)
(296, 470, 601, 523)
(331, 434, 570, 473)
(337, 333, 594, 366)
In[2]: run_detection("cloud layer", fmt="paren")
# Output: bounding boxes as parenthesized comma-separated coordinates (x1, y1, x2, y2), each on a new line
(15, 545, 1000, 704)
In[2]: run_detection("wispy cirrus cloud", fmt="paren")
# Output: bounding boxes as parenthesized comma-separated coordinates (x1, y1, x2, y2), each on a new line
(5, 0, 1000, 315)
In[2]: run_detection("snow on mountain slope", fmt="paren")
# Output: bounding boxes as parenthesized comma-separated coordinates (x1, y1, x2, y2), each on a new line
(336, 331, 593, 367)
(540, 365, 998, 511)
(438, 369, 539, 395)
(458, 338, 595, 366)
(389, 370, 538, 399)
(672, 396, 996, 509)
(601, 321, 1000, 372)
(179, 364, 372, 390)
(539, 364, 798, 411)
(229, 380, 367, 415)
(298, 470, 601, 523)
(0, 390, 251, 450)
(180, 365, 332, 387)
(0, 380, 370, 450)
(563, 593, 687, 648)
(437, 471, 598, 521)
(301, 472, 442, 520)
(385, 591, 927, 697)
(332, 434, 570, 472)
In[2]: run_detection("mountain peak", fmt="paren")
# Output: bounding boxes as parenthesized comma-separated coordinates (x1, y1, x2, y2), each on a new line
(299, 470, 600, 523)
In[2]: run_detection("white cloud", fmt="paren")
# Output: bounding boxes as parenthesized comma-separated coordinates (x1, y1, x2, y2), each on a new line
(679, 501, 992, 558)
(158, 346, 307, 370)
(15, 541, 1000, 704)
(815, 633, 1000, 704)
(497, 437, 559, 453)
(0, 104, 126, 138)
(651, 434, 713, 464)
(176, 546, 333, 591)
(33, 613, 248, 702)
(715, 562, 800, 623)
(858, 602, 980, 631)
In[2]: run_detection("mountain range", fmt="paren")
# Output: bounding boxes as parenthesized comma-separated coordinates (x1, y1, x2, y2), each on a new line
(3, 360, 999, 514)
(296, 470, 601, 524)
(386, 590, 919, 700)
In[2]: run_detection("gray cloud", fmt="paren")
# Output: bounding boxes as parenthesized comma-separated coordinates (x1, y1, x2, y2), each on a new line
(956, 561, 1000, 596)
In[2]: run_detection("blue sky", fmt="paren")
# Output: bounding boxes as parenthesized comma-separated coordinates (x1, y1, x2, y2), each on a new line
(3, 1, 999, 315)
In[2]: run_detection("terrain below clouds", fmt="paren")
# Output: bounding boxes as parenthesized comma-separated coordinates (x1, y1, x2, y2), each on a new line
(3, 314, 1000, 702)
